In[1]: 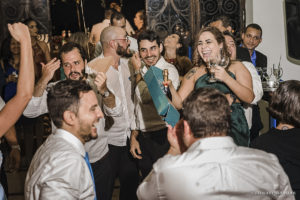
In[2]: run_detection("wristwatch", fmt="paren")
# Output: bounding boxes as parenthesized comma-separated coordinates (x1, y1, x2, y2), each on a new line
(101, 90, 110, 98)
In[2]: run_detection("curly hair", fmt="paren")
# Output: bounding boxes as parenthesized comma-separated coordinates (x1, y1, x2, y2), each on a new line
(268, 80, 300, 127)
(192, 26, 231, 68)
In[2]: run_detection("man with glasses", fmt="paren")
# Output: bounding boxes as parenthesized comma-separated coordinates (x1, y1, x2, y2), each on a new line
(98, 26, 140, 200)
(241, 23, 267, 71)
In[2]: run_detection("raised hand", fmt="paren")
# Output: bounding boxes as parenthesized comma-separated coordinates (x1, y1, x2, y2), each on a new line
(94, 72, 108, 94)
(131, 52, 142, 71)
(7, 23, 31, 43)
(41, 58, 61, 82)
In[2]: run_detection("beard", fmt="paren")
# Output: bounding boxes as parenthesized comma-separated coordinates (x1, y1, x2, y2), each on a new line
(116, 44, 133, 58)
(78, 119, 99, 143)
(67, 68, 86, 80)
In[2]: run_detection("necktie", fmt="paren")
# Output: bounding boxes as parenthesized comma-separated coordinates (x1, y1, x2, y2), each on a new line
(84, 152, 97, 200)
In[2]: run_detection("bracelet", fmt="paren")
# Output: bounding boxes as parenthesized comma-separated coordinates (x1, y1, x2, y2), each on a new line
(11, 144, 21, 151)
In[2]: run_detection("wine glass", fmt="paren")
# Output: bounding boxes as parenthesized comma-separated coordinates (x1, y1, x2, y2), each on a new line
(207, 58, 218, 83)
(272, 63, 283, 81)
(207, 49, 229, 83)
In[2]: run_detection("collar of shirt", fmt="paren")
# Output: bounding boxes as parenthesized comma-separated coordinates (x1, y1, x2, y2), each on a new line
(140, 57, 166, 76)
(55, 129, 86, 158)
(188, 136, 236, 152)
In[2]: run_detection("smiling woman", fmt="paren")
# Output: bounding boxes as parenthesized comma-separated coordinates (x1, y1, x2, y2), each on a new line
(168, 26, 254, 147)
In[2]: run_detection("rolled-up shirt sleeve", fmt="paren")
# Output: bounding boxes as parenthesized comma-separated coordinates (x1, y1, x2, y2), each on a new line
(23, 90, 48, 118)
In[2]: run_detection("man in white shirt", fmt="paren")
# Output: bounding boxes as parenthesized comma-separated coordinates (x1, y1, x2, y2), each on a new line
(98, 26, 139, 200)
(90, 9, 114, 57)
(25, 80, 103, 199)
(137, 87, 295, 200)
(23, 42, 119, 200)
(130, 30, 180, 178)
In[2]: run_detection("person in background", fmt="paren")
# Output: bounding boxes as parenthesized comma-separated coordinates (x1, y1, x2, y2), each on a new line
(168, 26, 254, 147)
(133, 10, 146, 39)
(163, 33, 193, 82)
(89, 8, 114, 49)
(208, 15, 251, 62)
(223, 30, 263, 139)
(251, 80, 300, 200)
(69, 32, 95, 61)
(137, 87, 295, 200)
(0, 22, 34, 199)
(110, 11, 138, 52)
(109, 2, 135, 36)
(241, 23, 267, 71)
(23, 18, 51, 81)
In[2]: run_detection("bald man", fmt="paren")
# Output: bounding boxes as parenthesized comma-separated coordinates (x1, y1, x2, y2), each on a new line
(98, 26, 140, 200)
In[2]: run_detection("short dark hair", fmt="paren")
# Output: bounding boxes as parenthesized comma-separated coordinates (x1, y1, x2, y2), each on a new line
(47, 80, 92, 128)
(59, 42, 87, 62)
(182, 87, 231, 138)
(137, 30, 161, 49)
(244, 23, 263, 37)
(223, 30, 236, 42)
(211, 15, 232, 28)
(268, 80, 300, 127)
(110, 11, 125, 25)
(105, 8, 114, 19)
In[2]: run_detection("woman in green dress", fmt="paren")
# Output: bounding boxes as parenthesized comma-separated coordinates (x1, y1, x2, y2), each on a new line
(168, 26, 254, 146)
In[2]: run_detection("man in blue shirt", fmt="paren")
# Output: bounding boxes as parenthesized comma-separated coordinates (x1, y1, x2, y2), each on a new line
(241, 23, 267, 71)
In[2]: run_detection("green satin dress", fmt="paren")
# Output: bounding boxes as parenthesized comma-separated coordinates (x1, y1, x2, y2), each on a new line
(194, 72, 250, 146)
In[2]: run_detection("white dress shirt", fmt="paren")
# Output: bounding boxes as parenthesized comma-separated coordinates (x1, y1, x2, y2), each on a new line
(135, 57, 180, 131)
(0, 97, 4, 110)
(137, 136, 295, 200)
(23, 79, 122, 163)
(242, 61, 263, 128)
(25, 129, 95, 199)
(100, 55, 136, 146)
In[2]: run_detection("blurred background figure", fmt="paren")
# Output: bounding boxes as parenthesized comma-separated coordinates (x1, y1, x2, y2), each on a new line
(163, 33, 193, 82)
(133, 10, 146, 39)
(109, 2, 135, 36)
(69, 32, 95, 61)
(23, 18, 51, 81)
(251, 80, 300, 200)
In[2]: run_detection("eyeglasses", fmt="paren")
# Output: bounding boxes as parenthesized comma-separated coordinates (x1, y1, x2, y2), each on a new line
(113, 36, 129, 42)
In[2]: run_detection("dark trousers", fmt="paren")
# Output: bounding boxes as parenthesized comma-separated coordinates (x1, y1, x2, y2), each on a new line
(91, 152, 114, 200)
(108, 140, 140, 200)
(250, 105, 263, 142)
(137, 128, 170, 179)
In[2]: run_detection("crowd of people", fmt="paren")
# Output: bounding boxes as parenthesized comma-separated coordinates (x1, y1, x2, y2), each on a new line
(0, 3, 299, 200)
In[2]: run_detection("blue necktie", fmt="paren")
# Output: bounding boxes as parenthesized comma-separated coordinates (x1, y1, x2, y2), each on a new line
(84, 152, 97, 200)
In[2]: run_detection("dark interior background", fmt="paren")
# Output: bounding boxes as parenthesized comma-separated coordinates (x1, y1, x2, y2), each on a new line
(50, 0, 146, 35)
